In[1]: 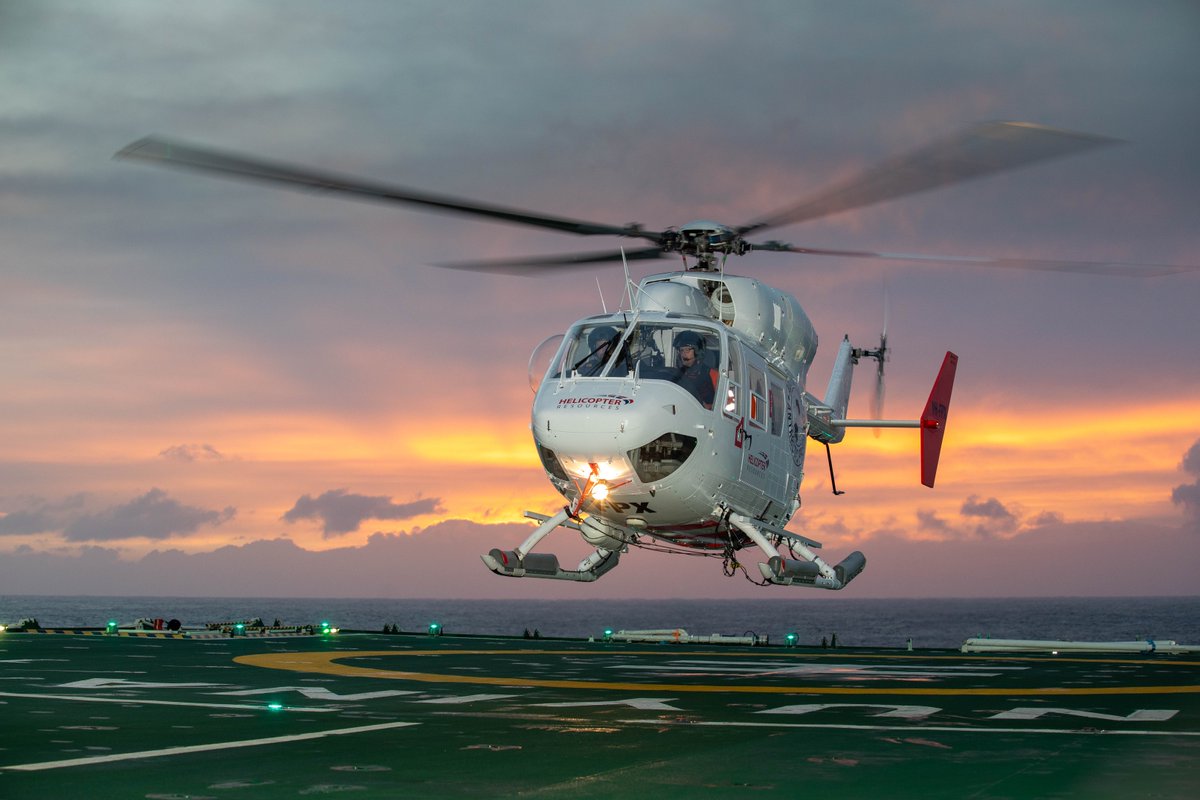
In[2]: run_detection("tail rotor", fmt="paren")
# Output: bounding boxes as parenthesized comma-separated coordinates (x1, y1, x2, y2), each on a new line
(870, 328, 888, 423)
(862, 287, 890, 432)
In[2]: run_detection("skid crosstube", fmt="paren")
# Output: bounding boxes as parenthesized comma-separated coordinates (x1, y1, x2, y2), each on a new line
(480, 508, 622, 582)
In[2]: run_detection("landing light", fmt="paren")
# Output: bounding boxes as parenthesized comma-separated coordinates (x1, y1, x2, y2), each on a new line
(590, 481, 610, 501)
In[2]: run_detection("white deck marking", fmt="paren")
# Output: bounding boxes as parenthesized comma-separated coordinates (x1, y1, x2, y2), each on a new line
(0, 691, 335, 713)
(621, 719, 1200, 736)
(760, 703, 941, 719)
(1, 720, 418, 772)
(613, 661, 1027, 679)
(58, 678, 226, 689)
(214, 686, 417, 701)
(415, 693, 519, 704)
(535, 697, 682, 711)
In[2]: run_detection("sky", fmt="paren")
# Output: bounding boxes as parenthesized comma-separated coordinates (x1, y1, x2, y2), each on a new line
(1, 1, 1198, 599)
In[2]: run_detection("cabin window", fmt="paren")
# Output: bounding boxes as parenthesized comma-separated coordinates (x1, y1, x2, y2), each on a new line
(723, 341, 741, 418)
(748, 366, 767, 428)
(769, 380, 784, 436)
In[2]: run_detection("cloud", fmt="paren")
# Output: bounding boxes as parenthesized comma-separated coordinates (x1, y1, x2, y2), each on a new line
(282, 489, 442, 537)
(159, 444, 227, 462)
(916, 509, 955, 536)
(1171, 438, 1200, 530)
(61, 488, 235, 542)
(1029, 510, 1065, 527)
(912, 496, 1035, 541)
(1, 517, 1197, 599)
(0, 494, 88, 536)
(960, 495, 1018, 538)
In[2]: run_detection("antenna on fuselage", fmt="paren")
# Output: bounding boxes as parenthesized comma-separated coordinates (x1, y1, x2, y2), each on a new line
(620, 247, 639, 311)
(596, 277, 608, 314)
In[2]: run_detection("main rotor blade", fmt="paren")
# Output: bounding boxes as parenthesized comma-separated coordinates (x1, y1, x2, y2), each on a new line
(435, 246, 667, 275)
(738, 122, 1118, 237)
(116, 136, 662, 241)
(749, 241, 1198, 277)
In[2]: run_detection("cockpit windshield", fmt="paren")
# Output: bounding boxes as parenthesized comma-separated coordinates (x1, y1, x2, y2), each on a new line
(553, 320, 722, 408)
(557, 323, 628, 378)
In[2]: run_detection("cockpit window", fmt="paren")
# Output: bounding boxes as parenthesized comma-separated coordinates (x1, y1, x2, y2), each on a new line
(555, 323, 628, 378)
(553, 321, 723, 408)
(622, 323, 721, 408)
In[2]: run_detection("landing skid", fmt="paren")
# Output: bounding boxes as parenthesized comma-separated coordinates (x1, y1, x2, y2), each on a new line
(727, 512, 866, 590)
(480, 507, 864, 588)
(480, 508, 622, 582)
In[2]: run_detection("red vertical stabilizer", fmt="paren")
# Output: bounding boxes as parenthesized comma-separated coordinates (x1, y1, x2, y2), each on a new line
(920, 352, 958, 488)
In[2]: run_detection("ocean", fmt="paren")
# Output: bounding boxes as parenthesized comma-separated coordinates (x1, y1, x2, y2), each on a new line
(3, 595, 1198, 649)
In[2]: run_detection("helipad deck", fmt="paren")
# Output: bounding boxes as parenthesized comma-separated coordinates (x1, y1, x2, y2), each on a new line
(2, 630, 1197, 798)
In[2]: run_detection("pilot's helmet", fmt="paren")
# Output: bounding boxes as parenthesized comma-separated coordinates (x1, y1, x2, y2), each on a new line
(673, 330, 705, 353)
(588, 326, 618, 349)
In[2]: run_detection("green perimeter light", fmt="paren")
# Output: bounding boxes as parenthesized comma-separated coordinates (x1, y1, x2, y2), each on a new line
(267, 702, 285, 711)
(428, 622, 442, 636)
(106, 619, 118, 634)
(603, 628, 614, 641)
(785, 632, 799, 647)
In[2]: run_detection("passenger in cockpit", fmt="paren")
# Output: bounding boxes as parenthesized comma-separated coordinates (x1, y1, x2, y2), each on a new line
(673, 331, 717, 408)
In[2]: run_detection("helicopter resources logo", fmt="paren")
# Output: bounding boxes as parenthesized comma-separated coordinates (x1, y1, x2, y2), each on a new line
(557, 395, 635, 411)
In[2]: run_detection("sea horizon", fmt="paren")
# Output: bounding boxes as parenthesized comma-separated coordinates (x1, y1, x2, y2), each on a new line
(4, 594, 1197, 650)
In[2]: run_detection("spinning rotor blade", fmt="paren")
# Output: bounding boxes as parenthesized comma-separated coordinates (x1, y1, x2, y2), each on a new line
(738, 122, 1117, 237)
(871, 353, 886, 422)
(116, 136, 663, 242)
(750, 241, 1197, 277)
(436, 246, 667, 275)
(871, 288, 889, 426)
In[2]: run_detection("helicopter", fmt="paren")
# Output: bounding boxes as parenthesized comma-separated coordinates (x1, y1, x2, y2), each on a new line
(116, 121, 1195, 590)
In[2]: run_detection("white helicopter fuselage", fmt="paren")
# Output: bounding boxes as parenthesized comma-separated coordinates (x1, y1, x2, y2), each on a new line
(530, 271, 819, 553)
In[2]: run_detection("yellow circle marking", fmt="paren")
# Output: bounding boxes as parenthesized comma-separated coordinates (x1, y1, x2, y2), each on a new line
(233, 649, 1200, 697)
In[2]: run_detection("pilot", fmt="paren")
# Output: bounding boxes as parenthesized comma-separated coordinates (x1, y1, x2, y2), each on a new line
(578, 326, 619, 376)
(673, 331, 717, 408)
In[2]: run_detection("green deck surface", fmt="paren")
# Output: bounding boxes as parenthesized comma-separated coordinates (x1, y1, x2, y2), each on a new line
(2, 631, 1197, 798)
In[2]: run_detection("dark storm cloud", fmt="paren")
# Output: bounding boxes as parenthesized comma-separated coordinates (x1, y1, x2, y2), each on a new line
(282, 489, 442, 537)
(1171, 439, 1200, 530)
(61, 488, 235, 542)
